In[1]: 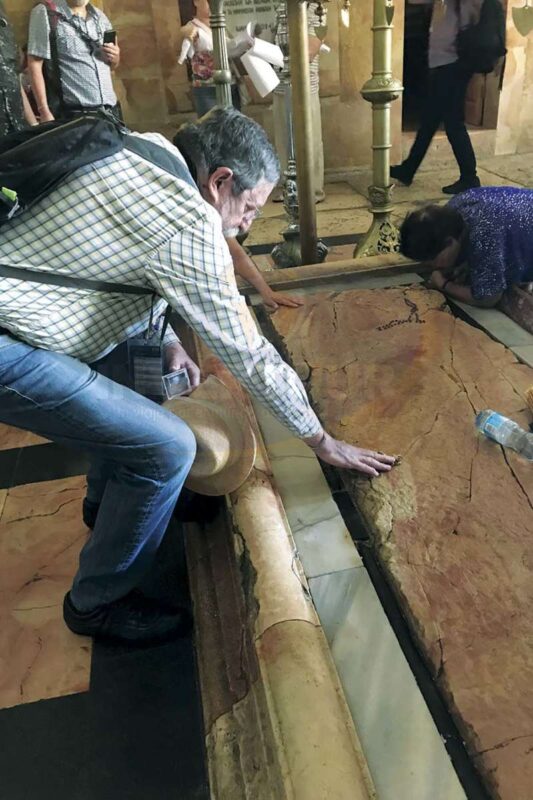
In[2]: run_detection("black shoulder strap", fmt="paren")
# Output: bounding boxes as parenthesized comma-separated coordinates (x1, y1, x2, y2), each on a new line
(39, 0, 66, 115)
(124, 135, 197, 190)
(0, 263, 153, 295)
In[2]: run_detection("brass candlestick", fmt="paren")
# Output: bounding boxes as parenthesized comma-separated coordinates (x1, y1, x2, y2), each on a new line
(272, 2, 302, 268)
(354, 0, 402, 258)
(209, 0, 233, 108)
(272, 1, 327, 268)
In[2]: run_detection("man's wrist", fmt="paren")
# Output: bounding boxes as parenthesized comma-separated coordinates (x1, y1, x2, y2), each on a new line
(304, 429, 327, 450)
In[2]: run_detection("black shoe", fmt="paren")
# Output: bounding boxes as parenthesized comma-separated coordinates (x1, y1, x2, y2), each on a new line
(173, 488, 221, 523)
(390, 165, 413, 187)
(442, 176, 481, 195)
(63, 590, 192, 644)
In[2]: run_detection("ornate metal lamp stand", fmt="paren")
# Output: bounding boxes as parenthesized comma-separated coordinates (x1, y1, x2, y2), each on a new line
(354, 0, 403, 258)
(272, 2, 327, 267)
(209, 0, 233, 108)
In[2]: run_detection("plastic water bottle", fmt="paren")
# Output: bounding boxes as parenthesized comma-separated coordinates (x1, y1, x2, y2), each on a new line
(475, 410, 533, 461)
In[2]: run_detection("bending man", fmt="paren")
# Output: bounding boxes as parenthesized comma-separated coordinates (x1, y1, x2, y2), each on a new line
(0, 109, 394, 644)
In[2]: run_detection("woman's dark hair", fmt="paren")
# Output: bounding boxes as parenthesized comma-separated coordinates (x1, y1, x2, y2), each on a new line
(399, 204, 466, 261)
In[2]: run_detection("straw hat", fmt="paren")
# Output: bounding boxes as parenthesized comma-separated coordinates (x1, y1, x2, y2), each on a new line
(164, 375, 257, 496)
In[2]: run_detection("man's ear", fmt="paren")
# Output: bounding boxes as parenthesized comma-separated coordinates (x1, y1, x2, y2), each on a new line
(205, 167, 234, 205)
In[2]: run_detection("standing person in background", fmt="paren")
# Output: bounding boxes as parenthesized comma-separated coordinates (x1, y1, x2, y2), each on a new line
(178, 0, 241, 117)
(0, 2, 37, 136)
(27, 0, 121, 123)
(176, 11, 301, 312)
(391, 0, 483, 195)
(273, 6, 325, 204)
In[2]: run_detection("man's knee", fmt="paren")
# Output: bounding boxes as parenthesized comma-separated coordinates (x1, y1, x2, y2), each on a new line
(153, 417, 197, 480)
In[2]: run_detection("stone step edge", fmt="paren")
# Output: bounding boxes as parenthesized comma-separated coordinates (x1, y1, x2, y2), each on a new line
(180, 329, 376, 800)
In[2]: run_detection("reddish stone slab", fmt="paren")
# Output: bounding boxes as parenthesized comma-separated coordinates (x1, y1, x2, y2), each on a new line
(267, 287, 533, 800)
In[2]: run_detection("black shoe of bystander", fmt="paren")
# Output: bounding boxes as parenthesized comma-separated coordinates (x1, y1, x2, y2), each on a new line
(442, 176, 481, 195)
(63, 590, 192, 644)
(390, 165, 414, 187)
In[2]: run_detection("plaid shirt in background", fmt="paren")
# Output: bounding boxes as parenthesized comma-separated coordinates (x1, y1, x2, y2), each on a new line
(28, 0, 117, 108)
(0, 132, 321, 439)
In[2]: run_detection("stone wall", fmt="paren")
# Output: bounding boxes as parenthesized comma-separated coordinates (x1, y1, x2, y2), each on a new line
(7, 1, 533, 172)
(5, 0, 404, 172)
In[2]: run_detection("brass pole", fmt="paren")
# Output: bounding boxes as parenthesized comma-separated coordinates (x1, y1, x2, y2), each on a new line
(287, 0, 318, 265)
(209, 0, 233, 107)
(354, 0, 402, 258)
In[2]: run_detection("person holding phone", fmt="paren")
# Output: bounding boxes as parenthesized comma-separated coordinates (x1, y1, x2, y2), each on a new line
(27, 0, 121, 122)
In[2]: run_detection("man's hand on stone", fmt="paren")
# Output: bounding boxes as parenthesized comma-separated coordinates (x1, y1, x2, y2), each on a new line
(306, 431, 396, 477)
(262, 289, 304, 311)
(165, 343, 201, 395)
(102, 43, 120, 69)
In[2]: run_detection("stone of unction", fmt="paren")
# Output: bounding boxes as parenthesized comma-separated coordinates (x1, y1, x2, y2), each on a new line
(268, 287, 533, 800)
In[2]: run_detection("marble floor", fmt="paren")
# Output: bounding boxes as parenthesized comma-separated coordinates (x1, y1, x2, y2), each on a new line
(247, 149, 533, 261)
(0, 394, 208, 798)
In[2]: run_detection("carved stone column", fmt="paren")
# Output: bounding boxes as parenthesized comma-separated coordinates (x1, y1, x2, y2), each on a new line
(354, 0, 403, 258)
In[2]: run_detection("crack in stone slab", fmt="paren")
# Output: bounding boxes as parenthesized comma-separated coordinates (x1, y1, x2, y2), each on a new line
(5, 496, 80, 525)
(476, 734, 533, 756)
(501, 449, 533, 511)
(19, 636, 42, 703)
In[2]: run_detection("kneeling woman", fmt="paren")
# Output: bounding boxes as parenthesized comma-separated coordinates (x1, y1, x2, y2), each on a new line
(399, 187, 533, 308)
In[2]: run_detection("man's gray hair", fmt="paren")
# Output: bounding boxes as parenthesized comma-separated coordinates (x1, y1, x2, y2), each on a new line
(173, 107, 280, 195)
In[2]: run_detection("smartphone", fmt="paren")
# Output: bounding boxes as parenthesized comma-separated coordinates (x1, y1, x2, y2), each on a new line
(103, 30, 117, 45)
(163, 368, 191, 400)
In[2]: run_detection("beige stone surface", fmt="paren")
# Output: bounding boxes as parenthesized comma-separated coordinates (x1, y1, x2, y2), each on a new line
(180, 334, 376, 799)
(231, 473, 317, 639)
(8, 0, 533, 172)
(0, 476, 91, 709)
(268, 287, 533, 800)
(256, 619, 375, 800)
(0, 423, 48, 451)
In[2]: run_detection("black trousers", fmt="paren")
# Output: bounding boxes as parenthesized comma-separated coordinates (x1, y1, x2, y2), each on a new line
(403, 61, 477, 180)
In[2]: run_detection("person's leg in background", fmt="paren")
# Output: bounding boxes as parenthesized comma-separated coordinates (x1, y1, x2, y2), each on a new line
(391, 65, 446, 186)
(231, 83, 241, 111)
(310, 89, 325, 202)
(272, 88, 289, 202)
(192, 84, 218, 117)
(0, 333, 196, 642)
(441, 62, 479, 194)
(192, 84, 241, 118)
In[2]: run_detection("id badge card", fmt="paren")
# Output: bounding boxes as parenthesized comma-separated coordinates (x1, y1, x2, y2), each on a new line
(128, 335, 164, 401)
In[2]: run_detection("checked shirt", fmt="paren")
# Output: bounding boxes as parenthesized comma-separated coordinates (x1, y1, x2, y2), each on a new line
(0, 132, 321, 439)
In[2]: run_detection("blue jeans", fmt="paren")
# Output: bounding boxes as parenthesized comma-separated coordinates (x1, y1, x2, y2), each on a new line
(0, 333, 196, 611)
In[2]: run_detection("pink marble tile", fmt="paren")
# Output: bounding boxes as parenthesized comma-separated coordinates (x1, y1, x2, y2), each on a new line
(0, 476, 92, 710)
